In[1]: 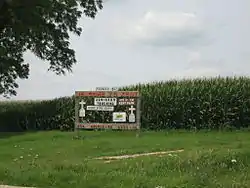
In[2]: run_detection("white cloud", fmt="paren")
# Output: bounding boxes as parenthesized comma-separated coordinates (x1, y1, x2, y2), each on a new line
(113, 11, 208, 47)
(188, 51, 201, 64)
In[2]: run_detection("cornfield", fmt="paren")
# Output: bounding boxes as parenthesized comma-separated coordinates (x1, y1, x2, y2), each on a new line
(1, 76, 250, 131)
(0, 97, 75, 131)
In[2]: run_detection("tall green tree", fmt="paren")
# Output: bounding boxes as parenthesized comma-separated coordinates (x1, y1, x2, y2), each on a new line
(0, 0, 103, 97)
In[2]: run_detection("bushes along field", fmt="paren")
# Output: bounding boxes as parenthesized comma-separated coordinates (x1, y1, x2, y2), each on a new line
(1, 76, 250, 131)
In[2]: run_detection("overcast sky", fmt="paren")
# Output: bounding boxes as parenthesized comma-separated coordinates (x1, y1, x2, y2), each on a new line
(2, 0, 250, 100)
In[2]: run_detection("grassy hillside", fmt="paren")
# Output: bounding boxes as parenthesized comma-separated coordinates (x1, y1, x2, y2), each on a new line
(0, 131, 249, 188)
(1, 76, 250, 131)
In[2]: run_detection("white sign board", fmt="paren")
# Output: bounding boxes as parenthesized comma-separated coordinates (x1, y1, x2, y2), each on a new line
(96, 87, 119, 91)
(94, 98, 117, 106)
(96, 87, 110, 91)
(87, 106, 114, 111)
(113, 112, 126, 122)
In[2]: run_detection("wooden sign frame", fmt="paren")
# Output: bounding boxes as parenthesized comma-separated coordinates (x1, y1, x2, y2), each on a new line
(74, 91, 141, 133)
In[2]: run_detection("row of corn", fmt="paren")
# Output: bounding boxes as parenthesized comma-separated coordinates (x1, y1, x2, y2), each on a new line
(1, 76, 250, 131)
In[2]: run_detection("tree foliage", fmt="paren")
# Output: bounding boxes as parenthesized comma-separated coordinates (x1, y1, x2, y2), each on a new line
(0, 0, 103, 97)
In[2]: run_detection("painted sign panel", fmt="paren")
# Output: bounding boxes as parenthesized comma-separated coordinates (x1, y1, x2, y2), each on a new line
(118, 98, 135, 105)
(75, 90, 141, 133)
(94, 98, 117, 106)
(77, 123, 140, 130)
(112, 112, 126, 122)
(75, 91, 139, 97)
(86, 106, 114, 111)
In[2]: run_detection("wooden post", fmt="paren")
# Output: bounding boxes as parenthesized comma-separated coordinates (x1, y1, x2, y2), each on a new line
(136, 95, 141, 137)
(74, 95, 80, 138)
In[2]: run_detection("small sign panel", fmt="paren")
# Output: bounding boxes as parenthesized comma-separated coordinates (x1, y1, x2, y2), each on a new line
(96, 87, 110, 91)
(96, 87, 119, 91)
(87, 106, 114, 111)
(94, 98, 117, 106)
(113, 112, 126, 122)
(118, 98, 135, 105)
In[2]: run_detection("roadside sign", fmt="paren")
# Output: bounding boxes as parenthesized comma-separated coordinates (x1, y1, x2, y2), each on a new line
(74, 90, 141, 133)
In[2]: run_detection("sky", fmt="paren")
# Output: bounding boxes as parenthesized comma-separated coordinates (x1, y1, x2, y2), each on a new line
(2, 0, 250, 100)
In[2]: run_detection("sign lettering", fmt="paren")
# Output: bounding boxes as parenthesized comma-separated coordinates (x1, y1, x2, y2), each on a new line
(96, 87, 119, 91)
(118, 98, 135, 105)
(94, 98, 117, 106)
(75, 91, 139, 97)
(86, 105, 114, 111)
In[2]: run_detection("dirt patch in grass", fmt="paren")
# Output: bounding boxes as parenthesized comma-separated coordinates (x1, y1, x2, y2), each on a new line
(94, 149, 184, 163)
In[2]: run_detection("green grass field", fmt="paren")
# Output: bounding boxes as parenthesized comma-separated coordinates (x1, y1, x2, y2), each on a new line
(0, 130, 250, 188)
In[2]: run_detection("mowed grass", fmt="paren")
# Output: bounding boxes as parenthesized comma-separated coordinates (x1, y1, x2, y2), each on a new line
(0, 131, 250, 188)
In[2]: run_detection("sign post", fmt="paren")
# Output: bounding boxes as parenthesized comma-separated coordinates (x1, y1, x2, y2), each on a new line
(74, 89, 141, 136)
